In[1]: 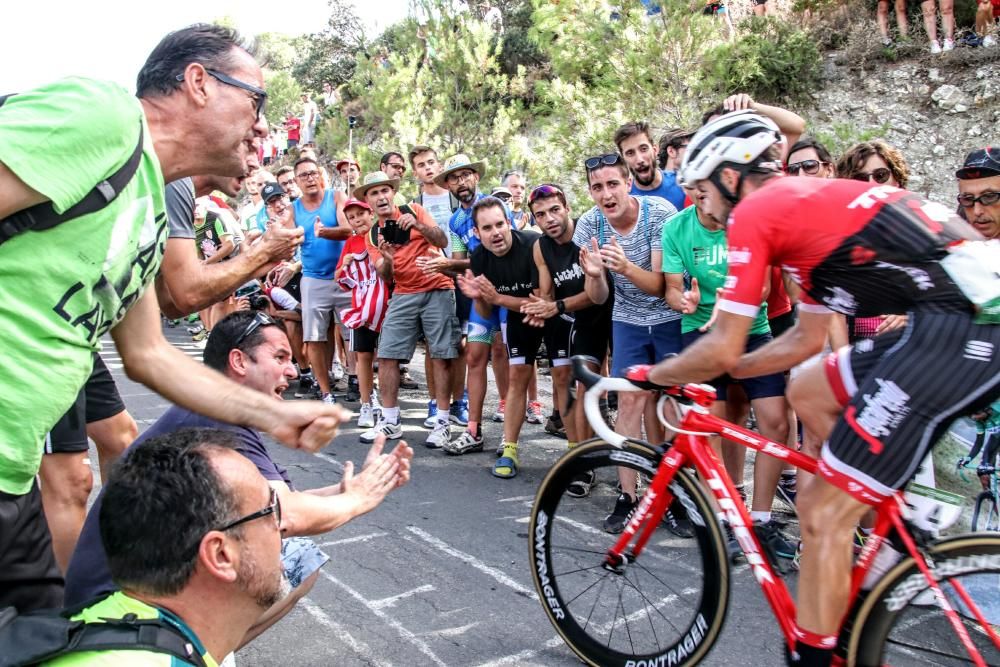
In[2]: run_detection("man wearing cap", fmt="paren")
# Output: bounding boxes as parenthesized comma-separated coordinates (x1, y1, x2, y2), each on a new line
(336, 158, 362, 194)
(355, 171, 460, 449)
(956, 147, 1000, 240)
(293, 156, 352, 405)
(615, 121, 687, 211)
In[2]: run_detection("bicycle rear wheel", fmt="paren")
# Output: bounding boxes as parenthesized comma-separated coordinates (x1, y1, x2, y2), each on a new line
(847, 534, 1000, 666)
(528, 439, 729, 667)
(972, 492, 1000, 532)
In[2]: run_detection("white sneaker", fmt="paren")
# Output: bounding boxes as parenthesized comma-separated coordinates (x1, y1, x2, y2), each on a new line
(424, 421, 451, 449)
(943, 37, 954, 51)
(358, 403, 375, 429)
(930, 39, 942, 54)
(331, 362, 345, 381)
(361, 419, 402, 444)
(984, 35, 996, 48)
(322, 393, 336, 405)
(370, 390, 381, 412)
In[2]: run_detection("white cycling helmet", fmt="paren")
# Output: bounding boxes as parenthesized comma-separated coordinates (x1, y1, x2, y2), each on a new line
(679, 110, 784, 200)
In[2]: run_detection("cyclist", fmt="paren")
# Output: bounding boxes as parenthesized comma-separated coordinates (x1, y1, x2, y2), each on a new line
(631, 110, 1000, 667)
(960, 402, 1000, 482)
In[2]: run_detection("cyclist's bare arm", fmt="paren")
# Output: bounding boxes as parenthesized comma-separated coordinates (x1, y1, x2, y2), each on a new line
(112, 286, 348, 452)
(730, 308, 832, 379)
(648, 310, 754, 385)
(0, 160, 47, 218)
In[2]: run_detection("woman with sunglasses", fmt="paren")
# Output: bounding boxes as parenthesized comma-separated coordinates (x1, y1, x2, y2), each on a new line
(835, 139, 910, 189)
(786, 138, 836, 180)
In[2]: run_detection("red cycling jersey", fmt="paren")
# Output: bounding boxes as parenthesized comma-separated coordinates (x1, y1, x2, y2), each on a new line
(719, 178, 979, 320)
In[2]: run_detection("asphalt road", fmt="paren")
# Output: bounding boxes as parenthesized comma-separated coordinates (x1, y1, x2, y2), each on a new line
(92, 324, 796, 667)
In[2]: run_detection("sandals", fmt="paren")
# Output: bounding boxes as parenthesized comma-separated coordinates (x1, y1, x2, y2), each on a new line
(492, 445, 519, 479)
(566, 470, 596, 498)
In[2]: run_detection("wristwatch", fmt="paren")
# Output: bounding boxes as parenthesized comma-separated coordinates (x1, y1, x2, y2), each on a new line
(556, 299, 566, 315)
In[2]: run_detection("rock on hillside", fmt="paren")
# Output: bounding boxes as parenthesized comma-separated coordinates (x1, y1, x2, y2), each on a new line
(809, 53, 999, 206)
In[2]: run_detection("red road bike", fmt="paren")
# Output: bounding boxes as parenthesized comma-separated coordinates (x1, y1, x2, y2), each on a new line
(529, 357, 1000, 666)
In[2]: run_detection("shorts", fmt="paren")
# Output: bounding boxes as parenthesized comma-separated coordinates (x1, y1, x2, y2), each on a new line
(768, 309, 796, 339)
(0, 480, 64, 612)
(46, 355, 125, 455)
(378, 289, 461, 360)
(301, 276, 351, 343)
(281, 536, 329, 589)
(820, 311, 1000, 505)
(570, 315, 612, 364)
(350, 326, 380, 354)
(455, 284, 473, 330)
(467, 306, 503, 345)
(610, 319, 682, 377)
(501, 314, 572, 366)
(681, 330, 786, 401)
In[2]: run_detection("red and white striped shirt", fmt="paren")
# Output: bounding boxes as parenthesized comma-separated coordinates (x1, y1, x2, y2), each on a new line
(336, 235, 389, 331)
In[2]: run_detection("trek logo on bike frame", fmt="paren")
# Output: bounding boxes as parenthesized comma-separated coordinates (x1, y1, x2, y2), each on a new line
(705, 469, 774, 586)
(533, 511, 565, 620)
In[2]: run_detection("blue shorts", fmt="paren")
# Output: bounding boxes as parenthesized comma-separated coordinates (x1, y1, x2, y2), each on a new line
(467, 306, 504, 345)
(680, 330, 786, 401)
(611, 319, 682, 377)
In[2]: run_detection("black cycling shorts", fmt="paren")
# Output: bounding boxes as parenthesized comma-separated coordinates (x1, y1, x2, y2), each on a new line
(46, 355, 125, 455)
(502, 315, 571, 366)
(819, 311, 1000, 504)
(350, 327, 380, 354)
(0, 481, 64, 612)
(569, 315, 611, 365)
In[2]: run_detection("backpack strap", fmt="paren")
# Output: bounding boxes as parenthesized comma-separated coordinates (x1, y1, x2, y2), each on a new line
(0, 120, 145, 246)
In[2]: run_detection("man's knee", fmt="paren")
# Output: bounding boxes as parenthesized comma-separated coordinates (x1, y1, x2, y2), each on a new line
(466, 344, 489, 368)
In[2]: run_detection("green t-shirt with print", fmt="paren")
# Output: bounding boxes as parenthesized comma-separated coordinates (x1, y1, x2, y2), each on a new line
(0, 78, 167, 494)
(44, 591, 219, 667)
(661, 205, 770, 335)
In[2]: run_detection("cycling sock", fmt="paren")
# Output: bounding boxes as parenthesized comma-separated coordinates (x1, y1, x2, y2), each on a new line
(751, 511, 772, 523)
(551, 409, 560, 419)
(383, 406, 400, 423)
(567, 441, 578, 449)
(789, 627, 836, 666)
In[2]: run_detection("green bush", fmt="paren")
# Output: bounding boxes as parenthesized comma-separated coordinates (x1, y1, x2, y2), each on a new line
(702, 17, 823, 104)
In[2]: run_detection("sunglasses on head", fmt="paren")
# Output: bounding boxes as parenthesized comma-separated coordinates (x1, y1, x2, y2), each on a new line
(584, 153, 623, 170)
(957, 191, 1000, 209)
(852, 168, 893, 185)
(528, 183, 565, 204)
(786, 159, 827, 176)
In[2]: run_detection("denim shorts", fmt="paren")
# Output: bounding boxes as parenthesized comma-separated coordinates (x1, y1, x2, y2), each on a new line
(610, 319, 682, 377)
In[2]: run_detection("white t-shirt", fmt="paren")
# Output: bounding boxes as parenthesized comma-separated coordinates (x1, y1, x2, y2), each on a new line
(420, 190, 455, 258)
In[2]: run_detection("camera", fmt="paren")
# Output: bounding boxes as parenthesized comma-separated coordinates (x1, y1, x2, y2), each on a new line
(347, 115, 358, 128)
(380, 219, 411, 245)
(235, 283, 271, 311)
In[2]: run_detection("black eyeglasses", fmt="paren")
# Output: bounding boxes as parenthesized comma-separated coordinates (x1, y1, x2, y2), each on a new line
(787, 159, 827, 176)
(528, 183, 565, 204)
(385, 162, 407, 173)
(234, 312, 275, 348)
(176, 69, 268, 118)
(852, 168, 893, 185)
(957, 191, 1000, 209)
(219, 487, 282, 532)
(584, 153, 624, 170)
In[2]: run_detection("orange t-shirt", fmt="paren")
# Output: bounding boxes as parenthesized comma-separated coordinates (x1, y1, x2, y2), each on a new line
(369, 203, 455, 295)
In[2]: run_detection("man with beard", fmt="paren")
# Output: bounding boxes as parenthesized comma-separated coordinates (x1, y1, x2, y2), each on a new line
(357, 172, 460, 449)
(48, 431, 287, 666)
(956, 147, 1000, 240)
(520, 184, 612, 464)
(63, 312, 411, 651)
(420, 155, 510, 451)
(454, 199, 558, 478)
(616, 121, 686, 211)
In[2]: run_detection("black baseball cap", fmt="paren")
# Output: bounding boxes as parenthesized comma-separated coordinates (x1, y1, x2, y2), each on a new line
(956, 147, 1000, 180)
(261, 182, 286, 203)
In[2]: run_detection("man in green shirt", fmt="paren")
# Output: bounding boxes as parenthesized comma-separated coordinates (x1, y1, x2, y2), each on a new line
(662, 193, 794, 562)
(45, 429, 286, 667)
(0, 24, 347, 612)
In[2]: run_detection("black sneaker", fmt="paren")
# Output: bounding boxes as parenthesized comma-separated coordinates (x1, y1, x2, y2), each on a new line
(721, 520, 744, 564)
(344, 376, 361, 403)
(662, 499, 695, 538)
(544, 414, 566, 438)
(753, 520, 796, 574)
(603, 493, 637, 534)
(776, 473, 797, 507)
(294, 373, 316, 398)
(399, 367, 418, 390)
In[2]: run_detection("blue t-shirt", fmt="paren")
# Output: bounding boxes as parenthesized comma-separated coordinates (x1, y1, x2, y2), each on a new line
(255, 204, 270, 233)
(449, 192, 487, 255)
(63, 407, 291, 607)
(629, 170, 685, 212)
(295, 190, 344, 279)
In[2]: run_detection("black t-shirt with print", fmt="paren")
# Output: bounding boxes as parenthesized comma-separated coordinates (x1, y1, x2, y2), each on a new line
(470, 230, 539, 324)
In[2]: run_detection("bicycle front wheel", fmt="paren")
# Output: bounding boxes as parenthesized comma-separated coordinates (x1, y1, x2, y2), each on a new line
(972, 492, 1000, 532)
(848, 533, 1000, 666)
(528, 439, 729, 667)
